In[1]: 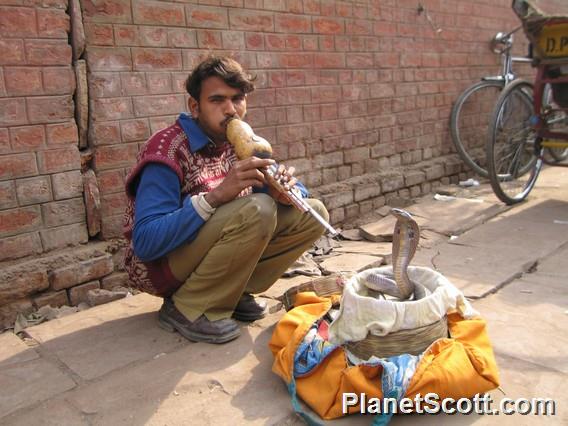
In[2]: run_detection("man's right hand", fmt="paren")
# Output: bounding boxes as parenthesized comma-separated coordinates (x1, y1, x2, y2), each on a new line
(204, 157, 275, 208)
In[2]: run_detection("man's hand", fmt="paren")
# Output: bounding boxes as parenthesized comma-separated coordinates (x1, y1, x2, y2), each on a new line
(269, 164, 298, 205)
(204, 157, 274, 208)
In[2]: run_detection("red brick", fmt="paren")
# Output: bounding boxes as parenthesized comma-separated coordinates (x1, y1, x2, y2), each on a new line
(9, 125, 45, 151)
(81, 0, 132, 24)
(187, 5, 229, 29)
(34, 290, 69, 309)
(50, 254, 113, 290)
(313, 17, 344, 34)
(120, 72, 147, 95)
(133, 0, 185, 26)
(15, 175, 52, 205)
(87, 46, 132, 71)
(0, 270, 49, 303)
(0, 180, 17, 209)
(51, 170, 83, 200)
(40, 222, 88, 252)
(132, 48, 182, 70)
(275, 14, 311, 33)
(42, 198, 86, 227)
(89, 72, 121, 97)
(94, 143, 139, 171)
(100, 213, 122, 238)
(264, 0, 286, 11)
(0, 152, 37, 180)
(245, 32, 263, 50)
(314, 52, 345, 68)
(132, 94, 184, 116)
(139, 26, 168, 47)
(0, 232, 43, 262)
(146, 72, 171, 94)
(375, 53, 399, 68)
(97, 169, 125, 194)
(93, 97, 133, 121)
(90, 121, 121, 145)
(25, 40, 71, 66)
(84, 22, 114, 45)
(46, 121, 79, 145)
(229, 9, 273, 31)
(113, 24, 138, 45)
(4, 67, 42, 96)
(222, 31, 245, 50)
(280, 53, 312, 68)
(265, 34, 285, 50)
(0, 39, 25, 65)
(0, 205, 42, 237)
(197, 29, 222, 49)
(67, 280, 100, 305)
(37, 8, 69, 38)
(43, 67, 75, 95)
(37, 145, 80, 174)
(101, 191, 126, 217)
(275, 87, 311, 105)
(121, 118, 150, 141)
(100, 271, 129, 290)
(0, 6, 37, 37)
(27, 95, 74, 124)
(167, 28, 197, 48)
(0, 98, 27, 126)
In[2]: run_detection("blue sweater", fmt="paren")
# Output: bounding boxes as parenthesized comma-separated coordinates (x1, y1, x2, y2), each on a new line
(133, 114, 308, 262)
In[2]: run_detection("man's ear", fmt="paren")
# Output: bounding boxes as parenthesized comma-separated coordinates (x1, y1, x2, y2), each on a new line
(188, 96, 199, 118)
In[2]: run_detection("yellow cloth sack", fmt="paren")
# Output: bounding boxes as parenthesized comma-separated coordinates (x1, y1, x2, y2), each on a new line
(269, 292, 500, 420)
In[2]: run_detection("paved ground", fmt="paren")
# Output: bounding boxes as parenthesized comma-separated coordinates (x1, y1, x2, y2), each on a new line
(1, 165, 567, 426)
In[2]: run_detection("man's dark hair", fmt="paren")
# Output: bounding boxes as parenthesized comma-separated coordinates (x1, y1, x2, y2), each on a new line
(185, 56, 256, 101)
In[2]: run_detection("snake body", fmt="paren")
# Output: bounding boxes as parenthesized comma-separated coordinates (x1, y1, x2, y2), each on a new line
(365, 208, 425, 300)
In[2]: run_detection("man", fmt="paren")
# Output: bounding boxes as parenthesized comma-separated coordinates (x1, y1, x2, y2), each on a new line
(123, 56, 329, 344)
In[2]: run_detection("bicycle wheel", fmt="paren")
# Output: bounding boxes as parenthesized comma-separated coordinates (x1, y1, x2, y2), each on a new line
(486, 79, 543, 205)
(450, 80, 505, 177)
(542, 84, 568, 162)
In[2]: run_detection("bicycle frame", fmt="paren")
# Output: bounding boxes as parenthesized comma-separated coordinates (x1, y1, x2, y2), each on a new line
(484, 26, 532, 84)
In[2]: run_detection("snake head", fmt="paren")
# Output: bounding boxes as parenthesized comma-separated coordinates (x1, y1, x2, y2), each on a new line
(390, 208, 413, 222)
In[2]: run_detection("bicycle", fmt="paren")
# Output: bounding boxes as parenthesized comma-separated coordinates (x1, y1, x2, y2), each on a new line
(450, 28, 532, 178)
(485, 0, 568, 205)
(450, 28, 568, 178)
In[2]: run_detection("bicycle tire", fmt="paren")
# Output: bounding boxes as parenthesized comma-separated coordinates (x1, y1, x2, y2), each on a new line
(450, 80, 505, 177)
(486, 79, 543, 205)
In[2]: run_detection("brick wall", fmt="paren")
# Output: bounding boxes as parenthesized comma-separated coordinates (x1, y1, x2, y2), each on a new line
(1, 0, 565, 327)
(0, 1, 86, 263)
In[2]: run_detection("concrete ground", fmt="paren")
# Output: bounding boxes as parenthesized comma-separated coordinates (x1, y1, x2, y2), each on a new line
(1, 165, 567, 426)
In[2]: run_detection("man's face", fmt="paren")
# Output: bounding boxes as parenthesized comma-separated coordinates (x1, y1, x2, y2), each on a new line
(188, 76, 247, 144)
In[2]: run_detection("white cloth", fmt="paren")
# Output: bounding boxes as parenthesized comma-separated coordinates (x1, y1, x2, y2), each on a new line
(328, 265, 478, 345)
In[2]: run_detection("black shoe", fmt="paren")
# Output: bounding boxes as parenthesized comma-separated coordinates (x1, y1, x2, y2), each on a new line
(232, 293, 267, 322)
(158, 298, 240, 344)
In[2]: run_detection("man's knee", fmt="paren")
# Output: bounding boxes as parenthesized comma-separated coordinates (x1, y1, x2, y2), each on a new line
(244, 193, 277, 233)
(306, 198, 330, 223)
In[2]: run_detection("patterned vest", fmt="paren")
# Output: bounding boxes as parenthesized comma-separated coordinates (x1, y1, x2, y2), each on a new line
(123, 120, 249, 296)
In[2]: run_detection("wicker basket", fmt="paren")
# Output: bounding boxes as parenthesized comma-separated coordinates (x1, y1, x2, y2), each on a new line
(345, 317, 449, 360)
(279, 273, 347, 311)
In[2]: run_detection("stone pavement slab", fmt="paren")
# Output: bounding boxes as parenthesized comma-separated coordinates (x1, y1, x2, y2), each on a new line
(474, 275, 568, 375)
(0, 357, 76, 418)
(0, 331, 38, 367)
(319, 253, 384, 274)
(24, 294, 187, 381)
(412, 199, 568, 298)
(407, 196, 510, 236)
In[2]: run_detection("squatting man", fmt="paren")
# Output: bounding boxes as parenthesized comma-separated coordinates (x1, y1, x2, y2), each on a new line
(123, 56, 329, 344)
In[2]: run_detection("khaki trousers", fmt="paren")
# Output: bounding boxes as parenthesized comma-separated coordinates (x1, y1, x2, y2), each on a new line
(167, 193, 328, 321)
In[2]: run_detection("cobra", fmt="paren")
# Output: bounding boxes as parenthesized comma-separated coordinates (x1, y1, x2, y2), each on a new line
(365, 208, 425, 300)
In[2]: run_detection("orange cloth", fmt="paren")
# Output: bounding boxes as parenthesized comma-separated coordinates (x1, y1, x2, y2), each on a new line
(269, 293, 500, 420)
